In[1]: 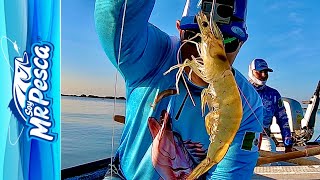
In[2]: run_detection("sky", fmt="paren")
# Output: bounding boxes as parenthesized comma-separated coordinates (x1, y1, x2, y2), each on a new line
(62, 0, 320, 103)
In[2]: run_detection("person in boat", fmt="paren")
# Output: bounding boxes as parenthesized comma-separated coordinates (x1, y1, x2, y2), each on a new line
(248, 58, 294, 153)
(95, 0, 263, 179)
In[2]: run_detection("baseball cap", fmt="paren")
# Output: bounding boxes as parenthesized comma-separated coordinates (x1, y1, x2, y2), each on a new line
(250, 58, 273, 72)
(180, 0, 248, 42)
(180, 0, 202, 30)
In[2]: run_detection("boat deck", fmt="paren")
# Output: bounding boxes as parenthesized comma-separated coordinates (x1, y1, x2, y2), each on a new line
(253, 165, 320, 179)
(253, 147, 320, 179)
(62, 147, 320, 179)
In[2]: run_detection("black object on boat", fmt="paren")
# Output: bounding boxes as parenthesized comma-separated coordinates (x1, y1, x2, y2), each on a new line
(61, 158, 111, 180)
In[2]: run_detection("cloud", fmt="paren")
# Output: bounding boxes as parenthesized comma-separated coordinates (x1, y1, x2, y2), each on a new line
(288, 12, 304, 24)
(266, 2, 284, 12)
(266, 43, 320, 69)
(266, 1, 302, 12)
(267, 45, 304, 62)
(267, 28, 303, 45)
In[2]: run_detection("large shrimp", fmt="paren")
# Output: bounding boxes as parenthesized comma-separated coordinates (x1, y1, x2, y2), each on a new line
(165, 12, 243, 179)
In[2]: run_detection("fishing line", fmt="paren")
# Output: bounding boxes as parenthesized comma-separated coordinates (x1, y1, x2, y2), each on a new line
(107, 0, 128, 178)
(8, 123, 24, 146)
(1, 36, 20, 71)
(1, 36, 25, 146)
(238, 86, 271, 138)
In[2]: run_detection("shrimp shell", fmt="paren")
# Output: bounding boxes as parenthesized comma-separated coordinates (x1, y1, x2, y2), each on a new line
(187, 12, 243, 179)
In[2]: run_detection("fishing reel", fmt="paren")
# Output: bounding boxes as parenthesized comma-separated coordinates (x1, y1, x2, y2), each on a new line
(201, 0, 235, 24)
(292, 126, 314, 146)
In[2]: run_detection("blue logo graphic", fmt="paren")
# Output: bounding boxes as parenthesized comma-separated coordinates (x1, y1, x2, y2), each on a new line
(8, 41, 57, 142)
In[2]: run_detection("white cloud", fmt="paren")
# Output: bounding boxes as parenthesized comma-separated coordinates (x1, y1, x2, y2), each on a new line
(288, 12, 304, 24)
(266, 1, 302, 12)
(266, 28, 303, 46)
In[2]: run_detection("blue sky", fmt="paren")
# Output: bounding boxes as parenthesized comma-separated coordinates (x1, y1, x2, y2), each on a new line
(62, 0, 320, 103)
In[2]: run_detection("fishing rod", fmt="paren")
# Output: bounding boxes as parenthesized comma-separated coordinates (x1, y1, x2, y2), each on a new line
(257, 146, 320, 166)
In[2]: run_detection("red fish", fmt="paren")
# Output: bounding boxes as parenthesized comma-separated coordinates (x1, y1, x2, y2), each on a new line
(148, 110, 206, 179)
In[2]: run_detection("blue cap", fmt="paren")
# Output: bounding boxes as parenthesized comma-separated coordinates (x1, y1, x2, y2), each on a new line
(251, 58, 273, 72)
(180, 0, 202, 30)
(180, 0, 248, 42)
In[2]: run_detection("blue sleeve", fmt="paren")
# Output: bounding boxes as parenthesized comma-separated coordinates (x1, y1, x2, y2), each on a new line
(94, 0, 174, 87)
(274, 91, 293, 146)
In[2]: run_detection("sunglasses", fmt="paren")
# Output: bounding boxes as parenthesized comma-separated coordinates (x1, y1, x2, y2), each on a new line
(183, 30, 201, 42)
(183, 30, 240, 53)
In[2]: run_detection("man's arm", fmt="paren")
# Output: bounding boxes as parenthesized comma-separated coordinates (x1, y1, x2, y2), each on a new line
(274, 91, 293, 151)
(94, 0, 174, 86)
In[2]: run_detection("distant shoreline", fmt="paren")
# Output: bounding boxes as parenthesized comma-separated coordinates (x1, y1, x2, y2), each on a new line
(61, 94, 126, 100)
(60, 94, 320, 110)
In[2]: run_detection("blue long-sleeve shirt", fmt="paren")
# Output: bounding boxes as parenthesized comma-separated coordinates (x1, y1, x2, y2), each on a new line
(95, 1, 263, 179)
(255, 85, 293, 146)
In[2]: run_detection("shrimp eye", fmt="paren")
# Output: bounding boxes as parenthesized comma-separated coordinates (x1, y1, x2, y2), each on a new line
(202, 21, 208, 27)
